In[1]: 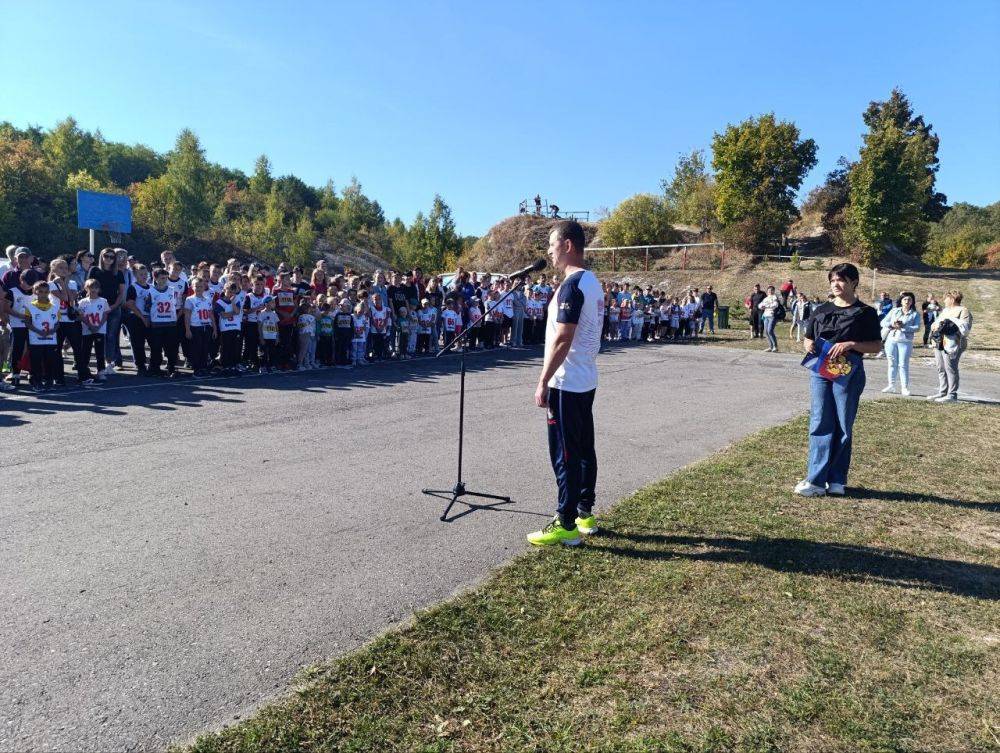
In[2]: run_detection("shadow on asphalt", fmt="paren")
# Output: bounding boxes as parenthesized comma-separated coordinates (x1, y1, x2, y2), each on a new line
(596, 529, 1000, 601)
(0, 339, 693, 427)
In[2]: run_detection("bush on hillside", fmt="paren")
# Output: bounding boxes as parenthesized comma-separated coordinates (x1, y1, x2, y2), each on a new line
(600, 194, 678, 248)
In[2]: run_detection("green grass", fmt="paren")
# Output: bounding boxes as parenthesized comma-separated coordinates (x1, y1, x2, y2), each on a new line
(181, 401, 1000, 753)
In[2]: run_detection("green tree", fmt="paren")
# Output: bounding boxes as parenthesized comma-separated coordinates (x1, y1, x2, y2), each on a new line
(287, 210, 317, 267)
(42, 116, 107, 184)
(801, 156, 852, 251)
(249, 154, 273, 195)
(600, 193, 677, 247)
(0, 136, 72, 247)
(661, 149, 716, 233)
(104, 142, 166, 188)
(846, 89, 946, 264)
(711, 113, 817, 253)
(338, 177, 385, 234)
(162, 128, 213, 236)
(132, 175, 175, 237)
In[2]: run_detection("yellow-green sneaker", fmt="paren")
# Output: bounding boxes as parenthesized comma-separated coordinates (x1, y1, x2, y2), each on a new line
(575, 515, 598, 535)
(527, 518, 581, 547)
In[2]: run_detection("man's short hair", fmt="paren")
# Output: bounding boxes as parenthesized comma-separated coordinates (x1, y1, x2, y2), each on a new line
(551, 220, 585, 254)
(946, 289, 963, 304)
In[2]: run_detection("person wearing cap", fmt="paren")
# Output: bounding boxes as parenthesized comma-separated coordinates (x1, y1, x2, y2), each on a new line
(1, 248, 32, 293)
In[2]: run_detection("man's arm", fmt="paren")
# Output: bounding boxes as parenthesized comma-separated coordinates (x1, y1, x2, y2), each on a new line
(535, 322, 576, 407)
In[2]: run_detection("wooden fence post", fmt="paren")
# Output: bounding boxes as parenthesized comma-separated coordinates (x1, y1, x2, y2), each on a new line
(683, 247, 687, 270)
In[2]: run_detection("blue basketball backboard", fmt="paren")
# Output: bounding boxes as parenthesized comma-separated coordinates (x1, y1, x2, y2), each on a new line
(77, 190, 132, 233)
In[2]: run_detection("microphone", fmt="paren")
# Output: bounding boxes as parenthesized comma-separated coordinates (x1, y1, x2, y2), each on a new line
(508, 258, 546, 281)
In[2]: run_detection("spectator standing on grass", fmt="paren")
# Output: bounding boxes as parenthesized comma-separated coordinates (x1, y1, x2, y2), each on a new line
(794, 263, 883, 498)
(699, 285, 718, 334)
(758, 285, 781, 352)
(789, 291, 811, 343)
(780, 278, 795, 306)
(748, 283, 766, 339)
(921, 294, 940, 347)
(927, 290, 972, 403)
(880, 291, 920, 396)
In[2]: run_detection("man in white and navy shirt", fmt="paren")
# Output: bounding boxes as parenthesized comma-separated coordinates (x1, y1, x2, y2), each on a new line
(528, 221, 604, 547)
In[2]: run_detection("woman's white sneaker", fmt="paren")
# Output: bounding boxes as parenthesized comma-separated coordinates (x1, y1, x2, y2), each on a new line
(900, 387, 911, 396)
(881, 385, 896, 393)
(826, 483, 846, 496)
(794, 480, 826, 497)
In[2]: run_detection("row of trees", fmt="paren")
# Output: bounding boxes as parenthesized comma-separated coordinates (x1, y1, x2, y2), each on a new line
(0, 118, 473, 271)
(602, 89, 995, 268)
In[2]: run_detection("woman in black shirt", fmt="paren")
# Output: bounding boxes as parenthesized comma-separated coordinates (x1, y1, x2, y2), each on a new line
(87, 248, 126, 374)
(795, 263, 883, 498)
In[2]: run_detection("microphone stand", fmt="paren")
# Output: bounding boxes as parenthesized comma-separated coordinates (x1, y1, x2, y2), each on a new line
(422, 277, 531, 521)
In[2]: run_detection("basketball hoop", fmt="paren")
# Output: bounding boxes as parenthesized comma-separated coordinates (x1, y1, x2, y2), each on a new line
(78, 190, 132, 255)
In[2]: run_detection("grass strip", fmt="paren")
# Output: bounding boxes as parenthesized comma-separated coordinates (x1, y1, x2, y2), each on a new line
(182, 400, 1000, 753)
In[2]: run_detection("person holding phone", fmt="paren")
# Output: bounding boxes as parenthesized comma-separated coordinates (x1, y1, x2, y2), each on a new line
(795, 263, 883, 498)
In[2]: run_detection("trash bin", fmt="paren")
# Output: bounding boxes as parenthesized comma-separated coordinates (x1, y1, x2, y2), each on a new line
(717, 305, 730, 329)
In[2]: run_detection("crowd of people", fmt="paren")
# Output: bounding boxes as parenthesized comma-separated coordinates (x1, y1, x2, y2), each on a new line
(744, 277, 973, 401)
(0, 245, 567, 391)
(0, 244, 974, 404)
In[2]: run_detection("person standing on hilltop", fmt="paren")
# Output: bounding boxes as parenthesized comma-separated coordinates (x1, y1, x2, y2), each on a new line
(528, 221, 603, 547)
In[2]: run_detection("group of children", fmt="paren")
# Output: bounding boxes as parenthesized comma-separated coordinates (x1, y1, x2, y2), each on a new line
(602, 285, 711, 343)
(2, 244, 730, 392)
(0, 251, 567, 391)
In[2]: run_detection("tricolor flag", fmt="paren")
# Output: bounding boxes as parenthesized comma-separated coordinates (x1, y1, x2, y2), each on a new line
(801, 337, 861, 384)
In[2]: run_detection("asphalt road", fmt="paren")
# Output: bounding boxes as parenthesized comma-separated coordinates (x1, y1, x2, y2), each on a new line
(3, 342, 998, 752)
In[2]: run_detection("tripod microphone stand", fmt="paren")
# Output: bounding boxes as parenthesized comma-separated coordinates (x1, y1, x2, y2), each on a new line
(422, 277, 531, 521)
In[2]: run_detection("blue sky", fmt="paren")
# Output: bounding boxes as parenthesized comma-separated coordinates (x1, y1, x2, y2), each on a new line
(2, 0, 998, 235)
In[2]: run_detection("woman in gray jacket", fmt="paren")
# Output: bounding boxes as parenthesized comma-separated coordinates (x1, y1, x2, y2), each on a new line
(927, 290, 972, 403)
(880, 291, 921, 395)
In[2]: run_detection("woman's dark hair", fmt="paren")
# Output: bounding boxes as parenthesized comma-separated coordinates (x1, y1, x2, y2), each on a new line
(898, 291, 916, 306)
(828, 262, 860, 285)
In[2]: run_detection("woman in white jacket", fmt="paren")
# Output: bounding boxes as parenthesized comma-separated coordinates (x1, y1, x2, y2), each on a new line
(927, 290, 973, 403)
(880, 291, 921, 395)
(758, 286, 781, 352)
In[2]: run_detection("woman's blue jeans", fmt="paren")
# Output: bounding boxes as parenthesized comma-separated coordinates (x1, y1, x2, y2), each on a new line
(104, 307, 123, 365)
(807, 366, 866, 488)
(764, 315, 778, 349)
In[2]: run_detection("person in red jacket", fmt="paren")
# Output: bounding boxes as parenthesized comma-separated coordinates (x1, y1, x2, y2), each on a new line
(271, 272, 298, 369)
(780, 278, 795, 306)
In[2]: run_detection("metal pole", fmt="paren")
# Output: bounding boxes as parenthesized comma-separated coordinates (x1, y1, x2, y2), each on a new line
(89, 228, 95, 256)
(872, 267, 877, 301)
(644, 248, 649, 272)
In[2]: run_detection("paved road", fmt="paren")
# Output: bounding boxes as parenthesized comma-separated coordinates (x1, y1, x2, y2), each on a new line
(3, 343, 998, 752)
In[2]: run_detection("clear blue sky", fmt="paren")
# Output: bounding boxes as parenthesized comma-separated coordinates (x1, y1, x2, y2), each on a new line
(2, 0, 998, 235)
